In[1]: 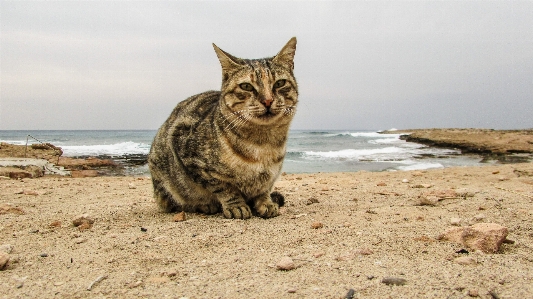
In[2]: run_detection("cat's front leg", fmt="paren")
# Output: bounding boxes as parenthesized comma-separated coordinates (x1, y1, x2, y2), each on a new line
(253, 193, 280, 219)
(218, 191, 253, 219)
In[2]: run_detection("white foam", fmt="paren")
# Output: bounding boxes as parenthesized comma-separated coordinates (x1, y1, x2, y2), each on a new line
(304, 147, 406, 160)
(397, 162, 444, 171)
(61, 142, 150, 156)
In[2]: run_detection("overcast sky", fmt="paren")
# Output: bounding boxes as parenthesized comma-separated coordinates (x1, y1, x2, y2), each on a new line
(1, 1, 532, 130)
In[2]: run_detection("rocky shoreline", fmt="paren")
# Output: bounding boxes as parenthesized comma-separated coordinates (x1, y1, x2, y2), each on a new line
(2, 128, 532, 178)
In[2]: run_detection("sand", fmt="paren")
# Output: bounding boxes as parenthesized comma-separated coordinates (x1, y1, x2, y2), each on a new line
(1, 162, 533, 298)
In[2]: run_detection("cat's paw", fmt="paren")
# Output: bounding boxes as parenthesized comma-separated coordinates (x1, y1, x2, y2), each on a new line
(196, 203, 220, 215)
(255, 201, 279, 218)
(222, 205, 252, 219)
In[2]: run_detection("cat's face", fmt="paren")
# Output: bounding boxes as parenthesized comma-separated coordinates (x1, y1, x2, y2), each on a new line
(214, 38, 298, 127)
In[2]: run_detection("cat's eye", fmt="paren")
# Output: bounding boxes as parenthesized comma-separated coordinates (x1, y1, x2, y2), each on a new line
(239, 83, 254, 92)
(274, 79, 286, 89)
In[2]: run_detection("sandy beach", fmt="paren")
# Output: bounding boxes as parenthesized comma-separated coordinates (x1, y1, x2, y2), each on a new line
(1, 129, 533, 298)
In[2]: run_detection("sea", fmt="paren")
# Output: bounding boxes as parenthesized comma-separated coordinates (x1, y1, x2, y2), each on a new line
(0, 130, 486, 176)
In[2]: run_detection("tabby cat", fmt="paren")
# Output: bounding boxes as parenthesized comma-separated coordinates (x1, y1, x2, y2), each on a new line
(148, 37, 298, 219)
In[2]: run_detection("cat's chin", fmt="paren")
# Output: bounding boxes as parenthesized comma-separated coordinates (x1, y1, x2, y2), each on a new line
(252, 111, 283, 125)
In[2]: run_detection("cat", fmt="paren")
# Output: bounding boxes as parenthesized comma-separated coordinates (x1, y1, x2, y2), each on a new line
(148, 37, 297, 219)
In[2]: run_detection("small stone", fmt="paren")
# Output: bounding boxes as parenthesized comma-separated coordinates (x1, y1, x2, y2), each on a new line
(40, 253, 48, 257)
(173, 211, 186, 222)
(128, 281, 143, 288)
(492, 170, 500, 174)
(343, 222, 351, 227)
(72, 214, 95, 227)
(140, 227, 148, 232)
(355, 248, 374, 255)
(167, 270, 178, 277)
(73, 237, 88, 244)
(438, 223, 508, 253)
(287, 288, 297, 293)
(313, 251, 325, 258)
(23, 190, 39, 196)
(0, 251, 10, 270)
(0, 244, 14, 254)
(276, 256, 296, 271)
(454, 256, 477, 265)
(78, 221, 92, 230)
(376, 182, 387, 186)
(128, 183, 137, 189)
(468, 289, 479, 297)
(311, 222, 323, 229)
(306, 197, 320, 205)
(473, 214, 485, 221)
(418, 195, 439, 206)
(381, 277, 407, 286)
(402, 179, 409, 183)
(450, 218, 462, 226)
(49, 220, 62, 228)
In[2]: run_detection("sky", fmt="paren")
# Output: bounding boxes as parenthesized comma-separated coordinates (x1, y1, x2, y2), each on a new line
(1, 1, 532, 131)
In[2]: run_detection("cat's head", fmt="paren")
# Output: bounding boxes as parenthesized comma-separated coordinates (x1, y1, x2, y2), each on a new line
(213, 38, 298, 127)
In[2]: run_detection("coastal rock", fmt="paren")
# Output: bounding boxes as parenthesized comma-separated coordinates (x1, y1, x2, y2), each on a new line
(438, 223, 508, 253)
(276, 256, 296, 271)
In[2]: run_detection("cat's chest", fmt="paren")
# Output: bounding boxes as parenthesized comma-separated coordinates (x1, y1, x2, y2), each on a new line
(219, 138, 284, 188)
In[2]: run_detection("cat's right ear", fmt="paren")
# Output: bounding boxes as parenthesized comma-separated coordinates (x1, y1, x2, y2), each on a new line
(213, 44, 242, 75)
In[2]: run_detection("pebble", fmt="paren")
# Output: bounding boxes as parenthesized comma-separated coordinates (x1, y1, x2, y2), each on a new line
(376, 182, 387, 186)
(128, 183, 137, 189)
(473, 214, 485, 221)
(438, 223, 508, 253)
(402, 179, 409, 183)
(381, 277, 407, 286)
(73, 237, 88, 244)
(49, 220, 62, 228)
(344, 289, 355, 299)
(40, 253, 48, 257)
(276, 256, 296, 270)
(287, 287, 297, 293)
(311, 222, 323, 229)
(468, 289, 479, 297)
(454, 256, 477, 265)
(313, 251, 325, 258)
(0, 244, 14, 254)
(306, 197, 320, 205)
(450, 218, 462, 226)
(72, 214, 95, 227)
(0, 251, 9, 270)
(418, 195, 439, 206)
(173, 211, 187, 222)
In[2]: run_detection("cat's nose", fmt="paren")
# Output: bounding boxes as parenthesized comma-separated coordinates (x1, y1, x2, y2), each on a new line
(261, 98, 273, 108)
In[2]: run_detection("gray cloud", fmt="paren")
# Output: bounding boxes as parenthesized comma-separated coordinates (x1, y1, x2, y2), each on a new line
(1, 1, 532, 130)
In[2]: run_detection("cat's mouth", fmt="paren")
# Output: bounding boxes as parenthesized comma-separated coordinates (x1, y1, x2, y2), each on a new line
(256, 110, 277, 121)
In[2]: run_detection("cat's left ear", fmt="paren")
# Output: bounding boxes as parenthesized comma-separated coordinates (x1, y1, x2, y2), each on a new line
(213, 43, 243, 75)
(273, 37, 297, 70)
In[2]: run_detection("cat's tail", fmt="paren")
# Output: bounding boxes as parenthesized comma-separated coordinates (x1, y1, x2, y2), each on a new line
(270, 191, 285, 207)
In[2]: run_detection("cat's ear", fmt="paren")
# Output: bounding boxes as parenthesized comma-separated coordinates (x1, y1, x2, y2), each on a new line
(212, 43, 243, 74)
(273, 37, 297, 70)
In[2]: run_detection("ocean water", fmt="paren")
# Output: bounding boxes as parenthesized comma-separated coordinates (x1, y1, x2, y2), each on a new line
(0, 130, 484, 175)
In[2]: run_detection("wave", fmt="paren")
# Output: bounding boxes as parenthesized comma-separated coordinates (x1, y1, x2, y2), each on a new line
(61, 142, 150, 157)
(303, 147, 406, 161)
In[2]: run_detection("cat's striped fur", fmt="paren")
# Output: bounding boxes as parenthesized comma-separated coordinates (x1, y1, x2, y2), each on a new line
(148, 38, 297, 219)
